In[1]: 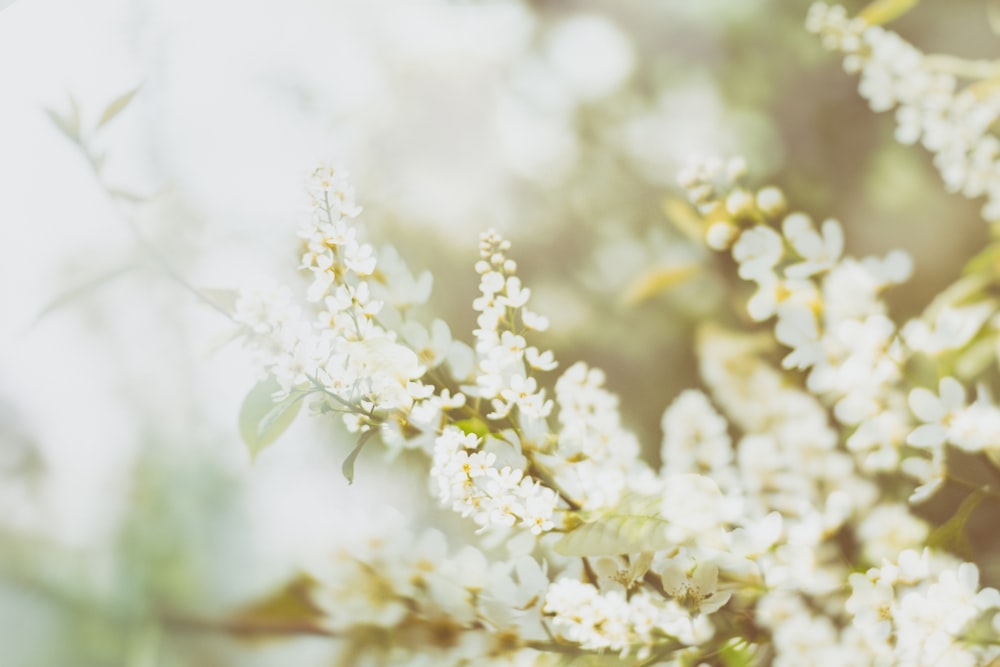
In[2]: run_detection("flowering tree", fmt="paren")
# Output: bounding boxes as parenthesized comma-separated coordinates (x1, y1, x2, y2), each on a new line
(180, 2, 1000, 665)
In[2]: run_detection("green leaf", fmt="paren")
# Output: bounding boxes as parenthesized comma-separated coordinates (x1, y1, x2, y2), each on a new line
(238, 376, 305, 459)
(228, 574, 324, 634)
(454, 417, 489, 439)
(341, 428, 377, 485)
(199, 288, 240, 315)
(32, 264, 135, 325)
(927, 487, 988, 560)
(554, 492, 672, 557)
(621, 263, 700, 306)
(554, 512, 671, 558)
(97, 84, 142, 129)
(45, 96, 81, 144)
(719, 638, 757, 667)
(107, 188, 149, 203)
(955, 336, 996, 379)
(859, 0, 919, 25)
(989, 2, 1000, 37)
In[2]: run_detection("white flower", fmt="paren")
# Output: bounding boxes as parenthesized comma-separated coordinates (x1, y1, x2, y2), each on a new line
(660, 389, 732, 475)
(857, 504, 929, 564)
(902, 303, 994, 355)
(655, 555, 731, 616)
(732, 225, 783, 280)
(907, 377, 965, 448)
(782, 214, 844, 278)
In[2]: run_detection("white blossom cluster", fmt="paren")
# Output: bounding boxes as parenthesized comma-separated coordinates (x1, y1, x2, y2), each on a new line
(430, 425, 559, 535)
(232, 133, 1000, 662)
(847, 549, 1000, 666)
(807, 2, 1000, 221)
(680, 156, 1000, 511)
(682, 157, 917, 473)
(234, 165, 471, 456)
(677, 155, 1000, 663)
(471, 230, 555, 432)
(306, 510, 550, 667)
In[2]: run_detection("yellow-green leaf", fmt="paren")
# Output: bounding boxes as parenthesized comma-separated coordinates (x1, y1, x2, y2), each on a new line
(45, 96, 81, 144)
(341, 429, 377, 485)
(622, 263, 700, 306)
(554, 513, 671, 557)
(927, 488, 987, 560)
(238, 376, 305, 459)
(859, 0, 919, 25)
(955, 336, 996, 379)
(986, 448, 1000, 471)
(988, 2, 1000, 37)
(97, 85, 142, 129)
(662, 197, 704, 243)
(454, 417, 489, 439)
(228, 574, 324, 635)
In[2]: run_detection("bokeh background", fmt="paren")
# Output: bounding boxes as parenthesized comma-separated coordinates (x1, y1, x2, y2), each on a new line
(1, 0, 998, 664)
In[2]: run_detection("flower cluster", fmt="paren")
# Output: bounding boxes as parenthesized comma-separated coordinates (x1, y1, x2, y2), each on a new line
(228, 7, 1000, 657)
(847, 549, 1000, 666)
(807, 2, 1000, 221)
(430, 426, 559, 535)
(228, 149, 1000, 665)
(307, 511, 550, 667)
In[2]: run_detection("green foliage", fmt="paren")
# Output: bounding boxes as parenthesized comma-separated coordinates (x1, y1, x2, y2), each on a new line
(228, 574, 325, 636)
(717, 638, 758, 667)
(97, 84, 142, 129)
(927, 488, 988, 560)
(859, 0, 920, 25)
(341, 428, 378, 485)
(455, 417, 489, 439)
(44, 96, 81, 144)
(238, 376, 305, 459)
(554, 494, 671, 557)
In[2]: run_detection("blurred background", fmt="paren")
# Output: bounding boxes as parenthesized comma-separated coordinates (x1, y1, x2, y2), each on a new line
(1, 0, 998, 664)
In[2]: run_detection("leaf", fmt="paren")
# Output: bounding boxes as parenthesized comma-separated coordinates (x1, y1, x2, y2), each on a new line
(454, 417, 489, 439)
(107, 188, 149, 203)
(341, 428, 377, 485)
(228, 574, 325, 636)
(621, 263, 700, 306)
(32, 264, 135, 325)
(986, 448, 1000, 472)
(45, 96, 81, 143)
(719, 638, 757, 667)
(927, 487, 988, 560)
(238, 376, 305, 459)
(955, 336, 996, 379)
(554, 511, 671, 557)
(859, 0, 919, 25)
(662, 197, 704, 243)
(989, 2, 1000, 37)
(199, 288, 240, 314)
(97, 84, 142, 129)
(962, 243, 1000, 278)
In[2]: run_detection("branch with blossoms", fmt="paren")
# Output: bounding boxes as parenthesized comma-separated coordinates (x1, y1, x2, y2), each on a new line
(209, 150, 1000, 665)
(173, 3, 1000, 666)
